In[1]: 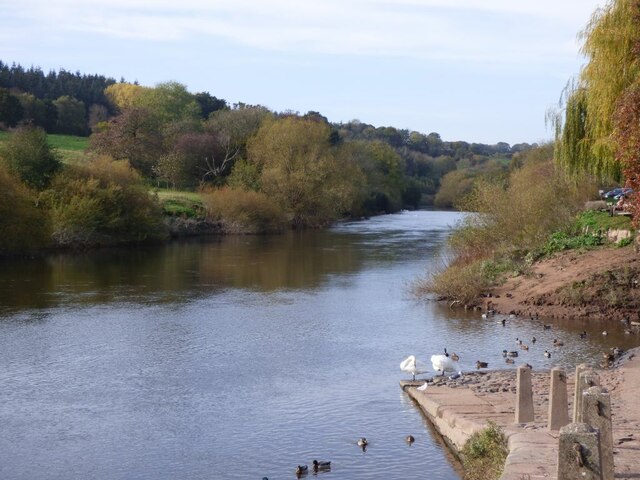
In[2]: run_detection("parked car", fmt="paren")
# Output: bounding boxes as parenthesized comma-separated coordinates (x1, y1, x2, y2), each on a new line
(602, 187, 633, 199)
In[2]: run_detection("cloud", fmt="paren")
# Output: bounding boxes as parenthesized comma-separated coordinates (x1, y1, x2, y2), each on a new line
(2, 0, 605, 64)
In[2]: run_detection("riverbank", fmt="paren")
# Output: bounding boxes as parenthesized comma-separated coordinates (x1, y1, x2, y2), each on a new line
(401, 347, 640, 479)
(481, 245, 640, 322)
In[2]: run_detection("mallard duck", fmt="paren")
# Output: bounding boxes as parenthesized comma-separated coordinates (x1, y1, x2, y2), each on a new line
(544, 350, 551, 358)
(553, 339, 564, 347)
(295, 465, 308, 475)
(543, 324, 552, 330)
(531, 336, 537, 344)
(506, 350, 519, 357)
(357, 437, 368, 450)
(579, 331, 587, 339)
(312, 460, 331, 471)
(602, 330, 608, 336)
(505, 358, 515, 364)
(405, 435, 415, 443)
(450, 352, 460, 361)
(520, 344, 529, 351)
(476, 360, 488, 369)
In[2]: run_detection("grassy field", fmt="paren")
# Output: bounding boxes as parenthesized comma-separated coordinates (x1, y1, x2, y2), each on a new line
(154, 189, 205, 218)
(0, 131, 89, 163)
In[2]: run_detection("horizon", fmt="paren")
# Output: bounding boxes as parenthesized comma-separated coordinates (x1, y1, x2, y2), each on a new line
(1, 0, 607, 145)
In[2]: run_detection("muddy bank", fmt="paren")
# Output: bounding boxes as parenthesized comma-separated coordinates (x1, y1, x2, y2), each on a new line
(481, 246, 640, 321)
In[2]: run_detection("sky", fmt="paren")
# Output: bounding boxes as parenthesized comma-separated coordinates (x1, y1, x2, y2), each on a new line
(0, 0, 608, 145)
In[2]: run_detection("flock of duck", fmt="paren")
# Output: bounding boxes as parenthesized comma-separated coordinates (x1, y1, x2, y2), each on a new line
(401, 312, 635, 387)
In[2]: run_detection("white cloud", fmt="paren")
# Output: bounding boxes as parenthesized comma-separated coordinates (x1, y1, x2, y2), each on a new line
(2, 0, 606, 64)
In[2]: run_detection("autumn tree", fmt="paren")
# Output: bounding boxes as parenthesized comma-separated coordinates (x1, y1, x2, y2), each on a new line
(135, 81, 201, 124)
(247, 117, 358, 227)
(104, 83, 147, 112)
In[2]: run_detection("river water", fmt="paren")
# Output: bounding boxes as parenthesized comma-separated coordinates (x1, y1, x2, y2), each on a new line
(1, 210, 637, 480)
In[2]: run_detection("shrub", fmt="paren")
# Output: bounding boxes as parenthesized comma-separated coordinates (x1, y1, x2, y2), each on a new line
(201, 187, 286, 233)
(461, 421, 508, 480)
(41, 156, 167, 247)
(415, 260, 492, 307)
(0, 164, 50, 254)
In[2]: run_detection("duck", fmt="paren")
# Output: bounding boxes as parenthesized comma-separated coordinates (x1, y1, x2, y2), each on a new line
(544, 350, 551, 358)
(505, 358, 515, 364)
(579, 331, 587, 339)
(312, 460, 331, 471)
(450, 352, 460, 361)
(476, 360, 489, 369)
(520, 344, 529, 351)
(531, 336, 537, 344)
(516, 337, 522, 345)
(295, 465, 308, 475)
(405, 435, 415, 444)
(400, 355, 428, 381)
(357, 437, 368, 450)
(543, 324, 552, 330)
(431, 348, 458, 376)
(553, 339, 564, 347)
(501, 318, 506, 326)
(602, 330, 608, 336)
(504, 350, 519, 357)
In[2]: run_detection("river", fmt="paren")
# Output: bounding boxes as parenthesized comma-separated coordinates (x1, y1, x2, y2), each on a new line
(0, 210, 637, 480)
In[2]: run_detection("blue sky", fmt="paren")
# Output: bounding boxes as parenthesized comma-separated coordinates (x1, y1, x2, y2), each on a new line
(0, 0, 606, 145)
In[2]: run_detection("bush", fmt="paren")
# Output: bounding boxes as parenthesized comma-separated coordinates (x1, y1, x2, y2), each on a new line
(0, 164, 50, 254)
(461, 421, 508, 480)
(41, 156, 167, 247)
(415, 260, 492, 307)
(201, 187, 286, 233)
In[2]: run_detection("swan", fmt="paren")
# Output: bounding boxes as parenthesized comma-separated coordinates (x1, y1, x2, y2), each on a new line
(400, 355, 428, 381)
(417, 381, 428, 391)
(431, 349, 458, 376)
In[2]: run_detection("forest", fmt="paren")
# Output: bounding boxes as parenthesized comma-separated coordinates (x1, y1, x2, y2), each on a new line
(0, 60, 535, 254)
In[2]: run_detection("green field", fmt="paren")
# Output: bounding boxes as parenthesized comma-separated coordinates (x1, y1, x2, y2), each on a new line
(155, 189, 205, 218)
(0, 131, 89, 163)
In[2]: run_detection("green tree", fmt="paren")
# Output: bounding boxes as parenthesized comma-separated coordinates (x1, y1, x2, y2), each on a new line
(135, 81, 201, 124)
(0, 126, 61, 189)
(53, 95, 88, 135)
(0, 88, 24, 127)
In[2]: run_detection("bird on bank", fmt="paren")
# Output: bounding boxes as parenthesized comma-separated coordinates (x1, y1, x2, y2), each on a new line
(544, 350, 551, 358)
(312, 460, 331, 471)
(400, 355, 427, 381)
(476, 360, 489, 369)
(431, 348, 458, 376)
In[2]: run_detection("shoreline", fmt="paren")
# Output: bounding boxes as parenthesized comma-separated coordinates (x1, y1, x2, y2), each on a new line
(401, 347, 640, 479)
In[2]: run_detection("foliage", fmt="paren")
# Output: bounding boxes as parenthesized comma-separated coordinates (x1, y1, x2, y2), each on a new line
(0, 87, 24, 127)
(416, 260, 492, 307)
(574, 209, 632, 232)
(0, 126, 61, 189)
(155, 189, 204, 218)
(135, 81, 201, 124)
(434, 169, 476, 209)
(53, 95, 88, 135)
(0, 164, 50, 254)
(247, 117, 360, 227)
(461, 421, 508, 480)
(40, 156, 167, 247)
(104, 83, 147, 112)
(201, 187, 286, 233)
(540, 231, 604, 256)
(89, 107, 164, 176)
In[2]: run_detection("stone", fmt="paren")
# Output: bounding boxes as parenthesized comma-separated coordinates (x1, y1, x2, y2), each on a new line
(548, 367, 569, 431)
(573, 364, 588, 422)
(582, 386, 614, 480)
(515, 365, 534, 424)
(575, 370, 600, 423)
(557, 423, 603, 480)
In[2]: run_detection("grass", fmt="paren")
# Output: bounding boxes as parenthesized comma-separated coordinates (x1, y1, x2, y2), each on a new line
(154, 188, 205, 218)
(461, 421, 508, 480)
(0, 131, 89, 163)
(575, 209, 633, 232)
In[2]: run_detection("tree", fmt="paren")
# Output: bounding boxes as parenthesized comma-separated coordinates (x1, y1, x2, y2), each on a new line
(0, 88, 23, 127)
(104, 83, 147, 112)
(89, 107, 163, 176)
(0, 126, 61, 189)
(135, 81, 201, 124)
(194, 91, 228, 119)
(247, 117, 358, 227)
(53, 95, 88, 135)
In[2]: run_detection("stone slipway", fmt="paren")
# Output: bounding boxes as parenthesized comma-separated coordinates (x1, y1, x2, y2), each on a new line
(401, 352, 640, 479)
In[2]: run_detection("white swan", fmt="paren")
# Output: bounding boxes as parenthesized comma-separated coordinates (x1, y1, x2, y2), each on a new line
(431, 348, 458, 376)
(400, 355, 428, 380)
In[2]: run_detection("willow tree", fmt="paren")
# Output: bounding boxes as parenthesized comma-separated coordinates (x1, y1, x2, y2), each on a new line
(554, 0, 640, 182)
